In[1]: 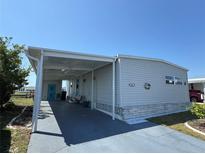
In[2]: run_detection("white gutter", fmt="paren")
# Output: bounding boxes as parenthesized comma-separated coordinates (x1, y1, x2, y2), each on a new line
(25, 52, 39, 62)
(24, 50, 38, 74)
(28, 46, 114, 62)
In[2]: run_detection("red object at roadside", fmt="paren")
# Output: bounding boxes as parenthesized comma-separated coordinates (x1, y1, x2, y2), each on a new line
(189, 90, 204, 102)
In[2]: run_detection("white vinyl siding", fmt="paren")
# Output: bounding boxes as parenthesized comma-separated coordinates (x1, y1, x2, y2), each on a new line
(79, 63, 120, 113)
(79, 64, 113, 105)
(94, 64, 113, 106)
(119, 57, 189, 107)
(81, 72, 92, 101)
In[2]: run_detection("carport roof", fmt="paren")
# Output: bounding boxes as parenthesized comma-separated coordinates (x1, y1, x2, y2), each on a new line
(188, 78, 205, 83)
(26, 46, 115, 80)
(26, 46, 188, 74)
(27, 46, 114, 65)
(27, 46, 114, 61)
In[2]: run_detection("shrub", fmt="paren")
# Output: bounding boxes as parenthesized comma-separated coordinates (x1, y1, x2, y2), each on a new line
(0, 37, 30, 110)
(190, 103, 205, 119)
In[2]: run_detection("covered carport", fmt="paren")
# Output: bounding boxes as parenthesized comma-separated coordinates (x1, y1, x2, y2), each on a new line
(188, 78, 205, 102)
(26, 46, 116, 132)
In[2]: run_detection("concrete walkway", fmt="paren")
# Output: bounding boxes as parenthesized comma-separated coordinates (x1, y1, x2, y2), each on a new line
(28, 101, 205, 153)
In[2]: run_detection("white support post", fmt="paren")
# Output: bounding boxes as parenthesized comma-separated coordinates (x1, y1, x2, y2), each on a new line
(72, 79, 75, 96)
(91, 70, 94, 109)
(72, 80, 75, 95)
(112, 60, 116, 120)
(70, 80, 72, 96)
(32, 62, 40, 132)
(204, 83, 205, 103)
(66, 80, 70, 96)
(34, 50, 44, 132)
(69, 81, 71, 96)
(26, 52, 40, 132)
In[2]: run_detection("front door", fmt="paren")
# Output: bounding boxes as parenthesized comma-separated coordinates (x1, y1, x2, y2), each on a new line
(47, 84, 56, 101)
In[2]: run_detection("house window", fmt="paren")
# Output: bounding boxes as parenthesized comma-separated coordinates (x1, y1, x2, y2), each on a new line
(165, 76, 174, 84)
(175, 77, 183, 85)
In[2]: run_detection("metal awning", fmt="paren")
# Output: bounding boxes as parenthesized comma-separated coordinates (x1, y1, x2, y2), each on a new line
(26, 46, 116, 132)
(27, 46, 114, 80)
(188, 78, 205, 84)
(43, 56, 112, 80)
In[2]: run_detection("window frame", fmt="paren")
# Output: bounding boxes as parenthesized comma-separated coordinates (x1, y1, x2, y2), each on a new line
(165, 76, 175, 85)
(174, 77, 183, 85)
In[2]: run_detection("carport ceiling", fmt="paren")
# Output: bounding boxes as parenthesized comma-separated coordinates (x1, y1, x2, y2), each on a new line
(43, 56, 111, 80)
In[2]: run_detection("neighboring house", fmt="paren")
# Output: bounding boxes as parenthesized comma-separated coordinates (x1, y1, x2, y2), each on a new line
(26, 46, 190, 131)
(16, 86, 35, 93)
(188, 77, 205, 102)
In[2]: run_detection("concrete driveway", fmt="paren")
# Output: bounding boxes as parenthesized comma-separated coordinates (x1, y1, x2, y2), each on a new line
(28, 101, 205, 153)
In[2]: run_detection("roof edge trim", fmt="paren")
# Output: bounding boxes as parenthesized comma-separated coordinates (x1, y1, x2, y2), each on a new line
(117, 54, 188, 71)
(28, 46, 114, 61)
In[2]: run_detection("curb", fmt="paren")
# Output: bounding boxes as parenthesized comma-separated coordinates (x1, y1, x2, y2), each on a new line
(184, 122, 205, 136)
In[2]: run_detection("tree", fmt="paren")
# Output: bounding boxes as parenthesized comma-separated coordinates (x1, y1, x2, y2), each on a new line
(0, 37, 30, 110)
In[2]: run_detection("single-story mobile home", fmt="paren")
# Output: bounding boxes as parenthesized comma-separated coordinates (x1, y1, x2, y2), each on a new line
(26, 47, 190, 131)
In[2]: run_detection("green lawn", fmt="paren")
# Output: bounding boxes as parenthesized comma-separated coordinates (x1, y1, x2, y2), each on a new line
(10, 97, 33, 106)
(148, 111, 205, 141)
(0, 97, 33, 153)
(13, 92, 28, 96)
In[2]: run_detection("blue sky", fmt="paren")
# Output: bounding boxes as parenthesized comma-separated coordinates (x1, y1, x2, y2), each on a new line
(0, 0, 205, 86)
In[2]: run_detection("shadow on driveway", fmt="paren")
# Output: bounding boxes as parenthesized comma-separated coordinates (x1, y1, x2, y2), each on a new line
(35, 101, 156, 146)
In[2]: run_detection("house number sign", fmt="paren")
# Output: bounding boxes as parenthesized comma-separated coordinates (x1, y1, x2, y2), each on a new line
(129, 83, 135, 87)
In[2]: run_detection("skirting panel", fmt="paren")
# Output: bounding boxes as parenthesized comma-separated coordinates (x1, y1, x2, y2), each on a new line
(96, 102, 191, 124)
(120, 102, 191, 123)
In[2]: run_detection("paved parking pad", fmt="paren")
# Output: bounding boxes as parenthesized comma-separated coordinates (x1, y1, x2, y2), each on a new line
(28, 101, 205, 153)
